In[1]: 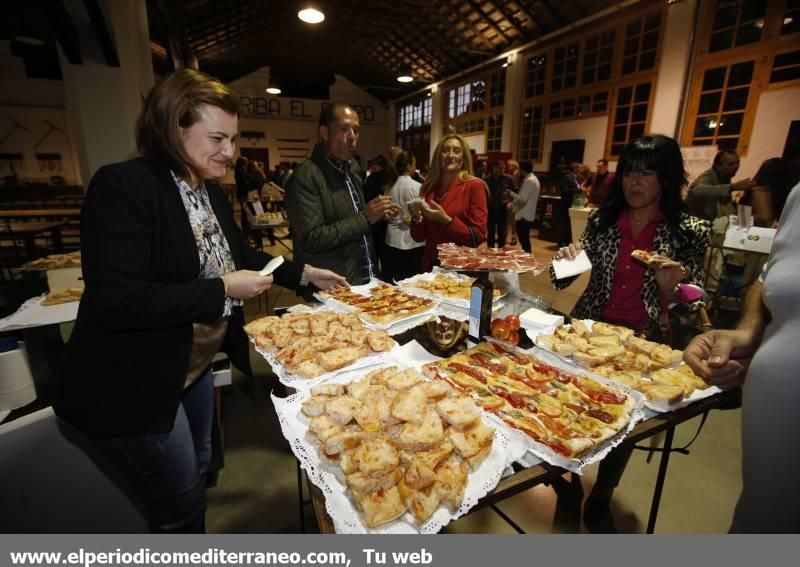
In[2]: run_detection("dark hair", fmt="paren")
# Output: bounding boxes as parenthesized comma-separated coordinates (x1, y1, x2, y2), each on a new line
(598, 134, 688, 231)
(373, 154, 387, 170)
(384, 150, 415, 191)
(753, 157, 800, 218)
(235, 156, 248, 171)
(319, 102, 355, 128)
(713, 149, 739, 167)
(519, 160, 533, 174)
(136, 69, 239, 181)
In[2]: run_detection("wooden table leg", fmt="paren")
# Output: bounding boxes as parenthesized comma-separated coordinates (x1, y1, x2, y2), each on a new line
(50, 227, 64, 252)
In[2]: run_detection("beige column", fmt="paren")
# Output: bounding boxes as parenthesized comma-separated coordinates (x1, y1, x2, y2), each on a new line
(59, 0, 154, 185)
(387, 100, 397, 150)
(650, 0, 699, 138)
(429, 86, 444, 163)
(501, 52, 525, 155)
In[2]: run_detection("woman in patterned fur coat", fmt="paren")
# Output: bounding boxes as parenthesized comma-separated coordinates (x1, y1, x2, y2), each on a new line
(549, 134, 710, 532)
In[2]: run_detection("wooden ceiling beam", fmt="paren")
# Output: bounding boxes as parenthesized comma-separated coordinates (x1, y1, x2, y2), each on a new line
(492, 3, 525, 36)
(498, 1, 542, 37)
(382, 28, 443, 78)
(447, 13, 496, 54)
(398, 16, 475, 72)
(538, 0, 566, 28)
(466, 0, 512, 45)
(514, 0, 542, 30)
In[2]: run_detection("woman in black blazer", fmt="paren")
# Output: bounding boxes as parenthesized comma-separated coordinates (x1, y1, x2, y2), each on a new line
(55, 70, 345, 533)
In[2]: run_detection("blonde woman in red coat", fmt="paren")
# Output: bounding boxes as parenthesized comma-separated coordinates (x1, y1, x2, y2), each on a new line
(409, 134, 488, 271)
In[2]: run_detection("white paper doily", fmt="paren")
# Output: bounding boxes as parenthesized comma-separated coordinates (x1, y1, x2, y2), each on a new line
(248, 305, 403, 390)
(314, 279, 440, 333)
(270, 368, 528, 534)
(396, 268, 509, 311)
(429, 340, 646, 475)
(253, 338, 398, 391)
(530, 320, 718, 413)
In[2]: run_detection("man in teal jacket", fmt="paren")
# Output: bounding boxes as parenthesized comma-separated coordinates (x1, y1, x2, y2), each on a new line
(286, 103, 398, 284)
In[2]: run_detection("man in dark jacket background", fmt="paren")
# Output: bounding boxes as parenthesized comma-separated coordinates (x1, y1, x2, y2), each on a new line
(485, 160, 514, 248)
(285, 103, 398, 284)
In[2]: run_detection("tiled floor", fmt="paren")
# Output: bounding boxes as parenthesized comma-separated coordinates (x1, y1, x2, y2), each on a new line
(206, 230, 742, 534)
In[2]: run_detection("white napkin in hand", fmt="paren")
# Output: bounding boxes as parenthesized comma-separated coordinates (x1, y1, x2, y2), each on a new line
(552, 250, 592, 279)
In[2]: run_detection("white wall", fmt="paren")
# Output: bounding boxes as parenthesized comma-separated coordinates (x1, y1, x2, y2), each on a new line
(738, 86, 800, 179)
(538, 115, 610, 171)
(463, 134, 485, 154)
(0, 41, 79, 183)
(229, 68, 390, 179)
(0, 105, 79, 184)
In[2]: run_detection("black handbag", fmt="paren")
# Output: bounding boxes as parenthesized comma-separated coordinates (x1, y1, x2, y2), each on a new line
(467, 225, 480, 248)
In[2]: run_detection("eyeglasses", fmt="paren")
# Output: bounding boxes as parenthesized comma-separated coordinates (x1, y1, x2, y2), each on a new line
(622, 169, 657, 178)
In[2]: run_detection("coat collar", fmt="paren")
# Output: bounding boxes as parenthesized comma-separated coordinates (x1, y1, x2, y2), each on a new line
(139, 156, 241, 270)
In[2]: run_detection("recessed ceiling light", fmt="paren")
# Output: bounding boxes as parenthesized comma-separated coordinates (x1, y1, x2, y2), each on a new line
(266, 87, 281, 95)
(298, 8, 325, 24)
(397, 75, 413, 83)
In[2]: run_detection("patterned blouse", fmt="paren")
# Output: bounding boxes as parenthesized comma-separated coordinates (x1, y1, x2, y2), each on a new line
(549, 208, 710, 332)
(172, 171, 239, 317)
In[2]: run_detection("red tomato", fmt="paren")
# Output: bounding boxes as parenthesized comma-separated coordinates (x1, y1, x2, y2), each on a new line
(505, 314, 521, 331)
(493, 322, 510, 340)
(490, 318, 502, 338)
(507, 331, 520, 345)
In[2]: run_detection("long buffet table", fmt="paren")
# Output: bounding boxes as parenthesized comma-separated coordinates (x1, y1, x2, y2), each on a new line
(307, 383, 737, 534)
(281, 291, 738, 534)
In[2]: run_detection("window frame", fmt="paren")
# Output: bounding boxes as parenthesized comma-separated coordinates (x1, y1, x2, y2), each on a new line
(518, 104, 545, 161)
(442, 64, 508, 148)
(606, 79, 657, 158)
(682, 0, 798, 155)
(516, 2, 666, 160)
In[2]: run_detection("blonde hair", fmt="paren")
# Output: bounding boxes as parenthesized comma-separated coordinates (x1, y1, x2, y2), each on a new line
(420, 134, 478, 197)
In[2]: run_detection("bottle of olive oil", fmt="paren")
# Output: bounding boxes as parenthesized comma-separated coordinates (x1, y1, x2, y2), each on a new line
(468, 272, 493, 342)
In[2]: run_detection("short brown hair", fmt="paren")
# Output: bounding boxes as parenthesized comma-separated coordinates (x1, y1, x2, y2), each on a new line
(136, 69, 239, 180)
(318, 102, 355, 128)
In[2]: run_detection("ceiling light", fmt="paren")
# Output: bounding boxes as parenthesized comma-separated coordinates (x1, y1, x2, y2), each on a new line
(298, 8, 325, 24)
(785, 16, 794, 25)
(265, 76, 281, 95)
(397, 75, 414, 83)
(426, 91, 432, 97)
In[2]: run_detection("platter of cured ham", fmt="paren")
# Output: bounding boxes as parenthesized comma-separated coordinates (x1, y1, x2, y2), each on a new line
(436, 244, 542, 274)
